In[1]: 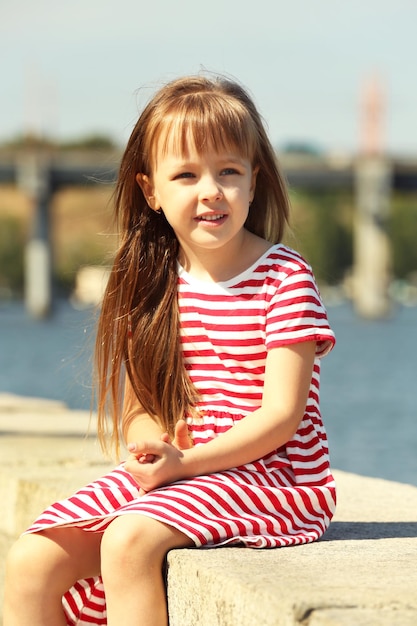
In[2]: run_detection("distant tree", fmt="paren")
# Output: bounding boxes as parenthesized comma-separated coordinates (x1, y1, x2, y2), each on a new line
(0, 217, 25, 293)
(286, 190, 353, 285)
(0, 133, 117, 152)
(60, 134, 117, 151)
(1, 133, 56, 150)
(389, 194, 417, 279)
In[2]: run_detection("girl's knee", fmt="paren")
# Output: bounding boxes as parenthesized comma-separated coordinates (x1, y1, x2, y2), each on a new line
(6, 528, 101, 593)
(101, 514, 188, 571)
(6, 534, 45, 579)
(101, 515, 156, 560)
(101, 515, 176, 566)
(4, 533, 75, 624)
(5, 534, 56, 598)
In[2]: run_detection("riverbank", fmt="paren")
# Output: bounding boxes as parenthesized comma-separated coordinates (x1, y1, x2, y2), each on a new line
(1, 393, 416, 625)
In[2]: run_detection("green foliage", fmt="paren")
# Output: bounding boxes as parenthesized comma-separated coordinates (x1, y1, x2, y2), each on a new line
(285, 190, 354, 285)
(0, 133, 117, 152)
(0, 217, 25, 293)
(388, 194, 417, 279)
(1, 134, 55, 151)
(60, 134, 117, 151)
(54, 238, 111, 294)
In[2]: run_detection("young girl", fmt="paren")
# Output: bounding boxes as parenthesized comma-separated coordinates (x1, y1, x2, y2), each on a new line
(4, 74, 336, 626)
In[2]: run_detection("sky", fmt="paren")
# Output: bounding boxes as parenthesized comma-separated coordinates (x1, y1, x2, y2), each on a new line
(1, 0, 416, 155)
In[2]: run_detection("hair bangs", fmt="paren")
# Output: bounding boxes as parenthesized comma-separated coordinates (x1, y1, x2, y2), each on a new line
(153, 92, 258, 164)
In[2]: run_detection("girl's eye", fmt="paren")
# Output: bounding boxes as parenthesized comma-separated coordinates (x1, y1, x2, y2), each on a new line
(221, 168, 239, 176)
(175, 172, 194, 179)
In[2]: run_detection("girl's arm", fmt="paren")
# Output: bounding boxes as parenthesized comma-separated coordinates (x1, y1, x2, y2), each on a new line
(126, 340, 316, 490)
(122, 378, 192, 455)
(121, 377, 165, 444)
(186, 339, 316, 475)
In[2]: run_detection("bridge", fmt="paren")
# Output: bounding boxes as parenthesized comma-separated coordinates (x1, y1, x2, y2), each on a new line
(1, 149, 417, 319)
(3, 149, 417, 190)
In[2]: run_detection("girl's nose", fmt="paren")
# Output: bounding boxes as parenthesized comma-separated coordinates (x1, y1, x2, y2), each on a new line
(199, 177, 223, 202)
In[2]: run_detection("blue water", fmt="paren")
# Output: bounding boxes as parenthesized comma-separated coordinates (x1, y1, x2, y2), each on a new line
(0, 301, 97, 410)
(0, 300, 416, 487)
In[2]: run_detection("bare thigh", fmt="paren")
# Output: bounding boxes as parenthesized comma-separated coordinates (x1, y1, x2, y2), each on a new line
(7, 527, 103, 591)
(40, 526, 103, 580)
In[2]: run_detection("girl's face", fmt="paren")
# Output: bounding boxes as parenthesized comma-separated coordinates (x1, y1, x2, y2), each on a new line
(136, 132, 258, 266)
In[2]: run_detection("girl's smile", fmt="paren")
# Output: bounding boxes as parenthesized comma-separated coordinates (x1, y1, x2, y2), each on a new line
(195, 212, 227, 224)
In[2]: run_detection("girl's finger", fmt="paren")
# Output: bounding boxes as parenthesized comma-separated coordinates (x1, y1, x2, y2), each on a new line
(138, 453, 156, 463)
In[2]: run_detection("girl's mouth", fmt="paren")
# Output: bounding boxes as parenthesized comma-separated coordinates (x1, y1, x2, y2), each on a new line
(196, 214, 226, 222)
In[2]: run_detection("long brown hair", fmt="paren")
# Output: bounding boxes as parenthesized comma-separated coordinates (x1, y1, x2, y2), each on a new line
(95, 74, 291, 455)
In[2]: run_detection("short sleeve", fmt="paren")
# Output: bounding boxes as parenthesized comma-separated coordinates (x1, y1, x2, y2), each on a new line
(265, 266, 335, 358)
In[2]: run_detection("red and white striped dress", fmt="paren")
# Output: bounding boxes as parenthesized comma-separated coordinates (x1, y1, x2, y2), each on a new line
(26, 244, 336, 625)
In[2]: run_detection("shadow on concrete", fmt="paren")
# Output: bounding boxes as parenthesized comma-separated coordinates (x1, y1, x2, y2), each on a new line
(323, 521, 417, 541)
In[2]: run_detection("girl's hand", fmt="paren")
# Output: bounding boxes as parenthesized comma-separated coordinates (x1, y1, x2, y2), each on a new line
(124, 438, 187, 493)
(130, 419, 192, 464)
(161, 419, 192, 451)
(125, 419, 193, 494)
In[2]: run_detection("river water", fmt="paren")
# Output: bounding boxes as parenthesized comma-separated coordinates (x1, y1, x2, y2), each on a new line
(0, 300, 416, 487)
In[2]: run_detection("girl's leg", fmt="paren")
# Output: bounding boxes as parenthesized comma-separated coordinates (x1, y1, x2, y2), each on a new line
(101, 514, 194, 626)
(4, 527, 102, 626)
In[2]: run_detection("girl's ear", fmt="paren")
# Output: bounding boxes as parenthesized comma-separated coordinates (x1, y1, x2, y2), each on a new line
(135, 173, 160, 211)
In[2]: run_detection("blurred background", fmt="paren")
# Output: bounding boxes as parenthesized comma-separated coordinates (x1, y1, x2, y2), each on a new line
(0, 0, 416, 485)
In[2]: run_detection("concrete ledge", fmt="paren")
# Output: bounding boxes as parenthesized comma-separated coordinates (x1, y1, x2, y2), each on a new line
(167, 472, 417, 626)
(1, 395, 416, 625)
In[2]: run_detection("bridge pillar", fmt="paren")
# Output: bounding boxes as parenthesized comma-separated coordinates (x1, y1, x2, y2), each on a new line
(352, 156, 392, 318)
(352, 75, 392, 318)
(17, 153, 53, 318)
